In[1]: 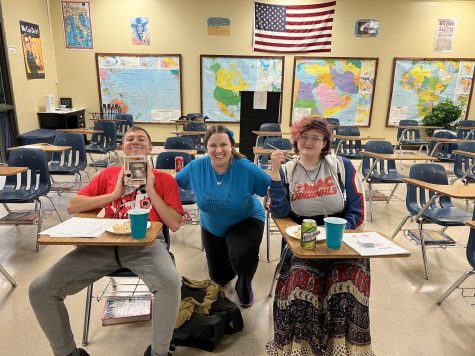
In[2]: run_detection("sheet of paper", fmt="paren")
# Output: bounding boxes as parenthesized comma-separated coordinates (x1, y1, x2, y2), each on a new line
(342, 232, 409, 256)
(40, 217, 117, 238)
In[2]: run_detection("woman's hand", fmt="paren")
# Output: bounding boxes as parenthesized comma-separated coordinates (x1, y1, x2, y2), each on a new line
(144, 162, 156, 194)
(270, 150, 286, 180)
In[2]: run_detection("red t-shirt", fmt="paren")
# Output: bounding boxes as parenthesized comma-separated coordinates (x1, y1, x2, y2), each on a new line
(78, 166, 184, 221)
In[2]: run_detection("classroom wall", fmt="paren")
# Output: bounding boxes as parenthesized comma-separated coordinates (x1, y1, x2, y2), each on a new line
(3, 0, 475, 143)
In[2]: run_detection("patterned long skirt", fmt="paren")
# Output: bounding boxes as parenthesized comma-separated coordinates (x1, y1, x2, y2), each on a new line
(266, 257, 374, 356)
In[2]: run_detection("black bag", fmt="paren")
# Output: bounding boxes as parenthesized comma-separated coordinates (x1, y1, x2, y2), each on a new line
(171, 284, 243, 351)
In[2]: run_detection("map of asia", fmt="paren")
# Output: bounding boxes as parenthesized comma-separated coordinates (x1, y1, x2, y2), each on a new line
(291, 57, 378, 126)
(97, 55, 182, 122)
(388, 59, 475, 125)
(201, 56, 283, 122)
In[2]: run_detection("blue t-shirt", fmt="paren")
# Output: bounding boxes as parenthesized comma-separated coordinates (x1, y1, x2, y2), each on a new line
(176, 155, 271, 237)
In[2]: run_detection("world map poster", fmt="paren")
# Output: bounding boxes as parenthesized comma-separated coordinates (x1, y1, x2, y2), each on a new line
(61, 1, 93, 50)
(291, 57, 378, 126)
(387, 58, 475, 126)
(201, 55, 284, 122)
(96, 54, 182, 122)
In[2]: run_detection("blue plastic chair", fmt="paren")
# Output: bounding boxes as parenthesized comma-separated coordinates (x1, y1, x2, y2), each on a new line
(259, 137, 291, 169)
(183, 122, 207, 154)
(437, 209, 475, 305)
(0, 148, 63, 251)
(85, 121, 117, 168)
(456, 120, 475, 140)
(429, 129, 458, 162)
(115, 114, 134, 142)
(362, 140, 407, 221)
(164, 137, 194, 150)
(334, 126, 364, 160)
(453, 141, 475, 184)
(256, 123, 282, 147)
(391, 163, 471, 279)
(155, 151, 199, 225)
(49, 133, 90, 190)
(395, 119, 429, 154)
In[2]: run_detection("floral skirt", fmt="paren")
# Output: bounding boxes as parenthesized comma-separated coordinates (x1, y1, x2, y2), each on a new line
(266, 257, 374, 356)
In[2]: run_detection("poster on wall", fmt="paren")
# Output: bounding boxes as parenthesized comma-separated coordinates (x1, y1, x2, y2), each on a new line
(354, 19, 379, 37)
(201, 55, 284, 122)
(290, 57, 378, 126)
(61, 1, 93, 49)
(387, 58, 475, 126)
(434, 18, 456, 52)
(131, 17, 150, 45)
(19, 21, 45, 79)
(207, 17, 230, 36)
(96, 54, 183, 123)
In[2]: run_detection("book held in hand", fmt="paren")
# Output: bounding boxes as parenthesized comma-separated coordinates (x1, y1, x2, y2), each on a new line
(101, 295, 152, 326)
(124, 156, 147, 185)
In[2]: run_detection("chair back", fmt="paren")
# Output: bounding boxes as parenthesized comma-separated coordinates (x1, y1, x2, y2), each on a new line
(164, 137, 194, 150)
(263, 137, 291, 150)
(6, 148, 51, 195)
(397, 119, 422, 143)
(429, 129, 457, 161)
(405, 163, 452, 216)
(51, 133, 87, 170)
(155, 151, 192, 169)
(456, 120, 475, 140)
(183, 122, 207, 153)
(454, 141, 475, 182)
(335, 126, 362, 158)
(326, 118, 340, 126)
(115, 114, 134, 137)
(362, 140, 398, 177)
(259, 123, 281, 132)
(91, 121, 117, 150)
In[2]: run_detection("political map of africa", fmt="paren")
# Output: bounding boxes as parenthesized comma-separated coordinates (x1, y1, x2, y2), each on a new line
(202, 56, 283, 121)
(388, 59, 475, 125)
(97, 55, 182, 122)
(291, 58, 377, 125)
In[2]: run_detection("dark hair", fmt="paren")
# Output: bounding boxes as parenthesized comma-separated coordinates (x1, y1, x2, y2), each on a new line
(203, 125, 246, 159)
(124, 126, 152, 144)
(290, 116, 332, 156)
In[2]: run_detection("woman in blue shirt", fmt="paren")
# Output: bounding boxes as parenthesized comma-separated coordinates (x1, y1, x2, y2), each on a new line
(176, 125, 270, 307)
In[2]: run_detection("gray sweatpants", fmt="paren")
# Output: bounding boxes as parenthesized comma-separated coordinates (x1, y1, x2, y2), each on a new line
(29, 240, 181, 356)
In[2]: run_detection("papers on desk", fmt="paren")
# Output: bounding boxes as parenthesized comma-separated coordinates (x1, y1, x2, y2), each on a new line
(343, 232, 409, 256)
(40, 217, 117, 238)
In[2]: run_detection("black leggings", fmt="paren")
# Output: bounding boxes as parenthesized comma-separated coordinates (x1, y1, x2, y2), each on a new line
(201, 217, 264, 302)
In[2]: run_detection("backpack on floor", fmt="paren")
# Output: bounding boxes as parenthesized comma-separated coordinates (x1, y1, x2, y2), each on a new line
(171, 283, 243, 351)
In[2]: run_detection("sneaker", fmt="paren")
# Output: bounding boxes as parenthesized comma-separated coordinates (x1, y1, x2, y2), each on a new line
(70, 348, 90, 356)
(144, 345, 172, 356)
(238, 288, 254, 308)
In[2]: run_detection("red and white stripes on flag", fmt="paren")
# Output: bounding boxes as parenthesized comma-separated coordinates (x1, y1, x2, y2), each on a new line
(253, 1, 336, 53)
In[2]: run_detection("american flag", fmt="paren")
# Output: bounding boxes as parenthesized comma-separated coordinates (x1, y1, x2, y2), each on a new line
(253, 1, 336, 53)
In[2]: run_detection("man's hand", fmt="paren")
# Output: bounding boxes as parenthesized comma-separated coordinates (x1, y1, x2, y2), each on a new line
(110, 168, 126, 201)
(270, 150, 286, 180)
(144, 162, 156, 195)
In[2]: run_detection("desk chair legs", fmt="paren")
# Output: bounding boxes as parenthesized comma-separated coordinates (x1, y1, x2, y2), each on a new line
(437, 270, 475, 305)
(419, 221, 430, 280)
(0, 264, 17, 287)
(266, 217, 270, 263)
(268, 244, 290, 297)
(82, 283, 93, 346)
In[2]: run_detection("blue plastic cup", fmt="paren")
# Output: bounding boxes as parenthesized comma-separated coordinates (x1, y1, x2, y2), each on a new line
(128, 208, 149, 240)
(324, 217, 347, 250)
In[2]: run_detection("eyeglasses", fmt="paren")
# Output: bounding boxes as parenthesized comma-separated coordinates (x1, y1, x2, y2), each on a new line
(300, 134, 324, 143)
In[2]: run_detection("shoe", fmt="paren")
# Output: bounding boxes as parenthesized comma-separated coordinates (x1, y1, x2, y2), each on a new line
(70, 348, 90, 356)
(144, 345, 172, 356)
(238, 288, 254, 308)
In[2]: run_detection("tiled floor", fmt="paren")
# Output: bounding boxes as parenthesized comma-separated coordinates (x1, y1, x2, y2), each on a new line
(1, 163, 475, 355)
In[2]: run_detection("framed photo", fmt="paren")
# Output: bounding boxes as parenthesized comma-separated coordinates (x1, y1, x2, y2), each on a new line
(200, 55, 284, 122)
(124, 156, 147, 186)
(354, 19, 379, 37)
(290, 57, 379, 126)
(96, 53, 183, 123)
(60, 97, 72, 108)
(387, 57, 475, 126)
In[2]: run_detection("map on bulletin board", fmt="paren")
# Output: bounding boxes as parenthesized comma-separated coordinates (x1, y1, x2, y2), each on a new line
(96, 54, 182, 123)
(291, 57, 378, 126)
(201, 55, 284, 122)
(61, 1, 93, 50)
(387, 58, 475, 126)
